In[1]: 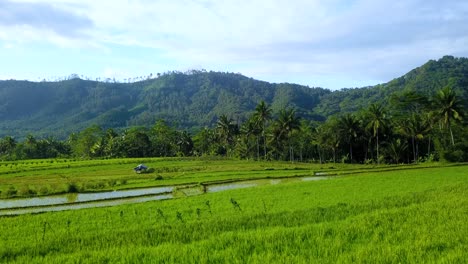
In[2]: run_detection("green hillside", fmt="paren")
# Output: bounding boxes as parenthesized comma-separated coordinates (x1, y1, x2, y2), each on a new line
(314, 55, 468, 116)
(0, 71, 329, 139)
(1, 56, 467, 139)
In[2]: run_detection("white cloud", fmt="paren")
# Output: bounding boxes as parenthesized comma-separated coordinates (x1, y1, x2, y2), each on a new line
(2, 0, 468, 88)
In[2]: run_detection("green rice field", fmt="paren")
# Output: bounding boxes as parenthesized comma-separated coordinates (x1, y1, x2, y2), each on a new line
(0, 159, 467, 263)
(0, 157, 460, 198)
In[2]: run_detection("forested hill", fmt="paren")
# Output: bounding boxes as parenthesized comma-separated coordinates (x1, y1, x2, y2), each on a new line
(0, 71, 329, 138)
(1, 55, 467, 139)
(315, 55, 468, 116)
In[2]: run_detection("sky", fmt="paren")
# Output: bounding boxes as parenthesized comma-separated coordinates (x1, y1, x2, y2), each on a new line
(1, 0, 468, 90)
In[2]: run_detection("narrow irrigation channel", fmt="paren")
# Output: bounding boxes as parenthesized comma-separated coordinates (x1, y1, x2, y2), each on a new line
(0, 176, 330, 216)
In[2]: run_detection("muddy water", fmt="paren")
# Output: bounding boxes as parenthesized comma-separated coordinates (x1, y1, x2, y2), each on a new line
(0, 176, 330, 216)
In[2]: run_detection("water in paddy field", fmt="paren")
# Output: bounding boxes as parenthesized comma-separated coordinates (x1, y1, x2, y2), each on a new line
(0, 186, 173, 209)
(0, 176, 331, 216)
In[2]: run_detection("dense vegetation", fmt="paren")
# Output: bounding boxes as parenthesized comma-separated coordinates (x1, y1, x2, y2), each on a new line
(1, 165, 467, 263)
(1, 56, 467, 139)
(0, 84, 466, 163)
(0, 56, 467, 163)
(0, 71, 328, 138)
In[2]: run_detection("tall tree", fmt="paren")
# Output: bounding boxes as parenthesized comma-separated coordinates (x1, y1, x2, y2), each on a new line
(337, 113, 360, 162)
(151, 120, 177, 157)
(433, 86, 464, 146)
(387, 138, 408, 164)
(122, 127, 152, 157)
(398, 113, 431, 162)
(193, 127, 215, 156)
(240, 116, 261, 159)
(274, 108, 301, 162)
(365, 104, 387, 164)
(175, 131, 193, 156)
(253, 101, 272, 159)
(70, 125, 104, 158)
(216, 115, 237, 156)
(0, 136, 17, 159)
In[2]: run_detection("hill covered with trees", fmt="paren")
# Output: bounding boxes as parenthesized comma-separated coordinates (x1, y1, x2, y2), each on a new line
(0, 56, 467, 163)
(0, 71, 329, 139)
(1, 56, 468, 140)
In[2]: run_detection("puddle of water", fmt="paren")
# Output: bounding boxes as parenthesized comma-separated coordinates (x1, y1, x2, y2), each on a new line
(207, 182, 258, 193)
(0, 194, 173, 216)
(0, 186, 173, 209)
(0, 176, 332, 216)
(301, 176, 329, 181)
(269, 179, 282, 185)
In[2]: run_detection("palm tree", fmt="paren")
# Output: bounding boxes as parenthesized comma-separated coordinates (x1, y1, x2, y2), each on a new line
(338, 113, 360, 162)
(275, 108, 301, 162)
(433, 86, 464, 146)
(366, 104, 387, 164)
(0, 136, 17, 158)
(216, 114, 236, 156)
(240, 116, 262, 159)
(387, 138, 408, 164)
(253, 101, 272, 159)
(398, 113, 431, 163)
(193, 127, 215, 156)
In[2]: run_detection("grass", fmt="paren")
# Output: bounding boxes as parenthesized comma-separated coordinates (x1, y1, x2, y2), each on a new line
(0, 157, 460, 198)
(0, 164, 467, 263)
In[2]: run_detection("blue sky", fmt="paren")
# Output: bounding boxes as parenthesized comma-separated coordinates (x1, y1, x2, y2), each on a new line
(1, 0, 468, 90)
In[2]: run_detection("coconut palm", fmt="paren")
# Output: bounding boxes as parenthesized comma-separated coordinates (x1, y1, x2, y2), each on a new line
(253, 101, 272, 159)
(338, 113, 360, 162)
(432, 86, 464, 146)
(216, 114, 237, 156)
(238, 116, 260, 159)
(274, 108, 301, 162)
(398, 113, 431, 162)
(387, 138, 408, 164)
(365, 104, 387, 164)
(0, 136, 17, 158)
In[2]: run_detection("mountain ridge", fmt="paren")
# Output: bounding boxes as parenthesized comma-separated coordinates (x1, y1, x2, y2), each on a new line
(1, 56, 467, 139)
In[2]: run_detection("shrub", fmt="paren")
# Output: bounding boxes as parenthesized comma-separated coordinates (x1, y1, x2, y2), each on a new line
(38, 186, 49, 195)
(67, 183, 79, 193)
(442, 142, 468, 162)
(108, 179, 117, 187)
(119, 179, 127, 185)
(6, 186, 17, 198)
(18, 186, 37, 197)
(96, 181, 106, 189)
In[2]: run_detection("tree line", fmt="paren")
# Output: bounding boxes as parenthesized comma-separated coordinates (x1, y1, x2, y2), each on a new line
(0, 86, 466, 163)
